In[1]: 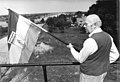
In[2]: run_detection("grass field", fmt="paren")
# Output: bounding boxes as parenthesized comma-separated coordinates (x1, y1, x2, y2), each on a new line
(0, 28, 120, 82)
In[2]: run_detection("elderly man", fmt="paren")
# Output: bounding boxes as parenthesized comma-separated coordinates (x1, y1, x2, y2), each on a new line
(67, 14, 119, 82)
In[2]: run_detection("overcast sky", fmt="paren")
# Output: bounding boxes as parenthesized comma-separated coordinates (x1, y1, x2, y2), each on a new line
(0, 0, 97, 15)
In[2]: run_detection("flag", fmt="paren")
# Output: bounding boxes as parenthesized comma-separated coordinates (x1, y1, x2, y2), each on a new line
(0, 36, 9, 64)
(8, 9, 41, 64)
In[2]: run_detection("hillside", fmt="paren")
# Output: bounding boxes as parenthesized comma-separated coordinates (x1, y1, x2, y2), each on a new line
(0, 28, 120, 82)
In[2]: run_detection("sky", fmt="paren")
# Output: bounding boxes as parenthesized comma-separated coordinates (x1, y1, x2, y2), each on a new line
(0, 0, 97, 15)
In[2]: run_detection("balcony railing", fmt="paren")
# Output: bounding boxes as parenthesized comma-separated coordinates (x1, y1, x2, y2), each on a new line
(0, 62, 80, 82)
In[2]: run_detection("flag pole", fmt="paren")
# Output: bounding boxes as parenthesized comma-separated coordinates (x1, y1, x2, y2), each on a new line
(31, 23, 79, 51)
(32, 24, 69, 45)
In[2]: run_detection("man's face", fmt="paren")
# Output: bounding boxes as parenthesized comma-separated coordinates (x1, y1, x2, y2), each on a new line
(83, 22, 93, 33)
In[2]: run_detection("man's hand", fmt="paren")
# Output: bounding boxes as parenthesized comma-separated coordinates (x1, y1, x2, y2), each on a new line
(67, 43, 73, 49)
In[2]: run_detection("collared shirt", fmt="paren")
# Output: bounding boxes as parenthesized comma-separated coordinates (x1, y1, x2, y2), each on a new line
(70, 28, 119, 63)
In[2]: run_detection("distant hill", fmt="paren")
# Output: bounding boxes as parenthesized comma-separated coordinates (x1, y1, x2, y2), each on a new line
(0, 11, 75, 21)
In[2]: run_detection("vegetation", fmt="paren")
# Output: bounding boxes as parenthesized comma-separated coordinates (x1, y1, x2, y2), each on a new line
(46, 14, 71, 33)
(45, 11, 86, 33)
(86, 0, 119, 49)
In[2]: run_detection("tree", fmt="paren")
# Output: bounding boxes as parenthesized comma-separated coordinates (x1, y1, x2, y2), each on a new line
(86, 0, 118, 49)
(75, 11, 82, 17)
(55, 18, 65, 33)
(40, 18, 45, 23)
(46, 17, 57, 32)
(58, 14, 66, 21)
(72, 17, 76, 24)
(46, 17, 54, 26)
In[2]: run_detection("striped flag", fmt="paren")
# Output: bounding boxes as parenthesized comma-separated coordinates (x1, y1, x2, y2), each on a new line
(8, 9, 41, 64)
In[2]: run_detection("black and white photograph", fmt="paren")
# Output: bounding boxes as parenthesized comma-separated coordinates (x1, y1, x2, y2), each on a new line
(0, 0, 119, 82)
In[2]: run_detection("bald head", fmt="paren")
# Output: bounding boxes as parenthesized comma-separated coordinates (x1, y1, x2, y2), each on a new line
(85, 14, 102, 27)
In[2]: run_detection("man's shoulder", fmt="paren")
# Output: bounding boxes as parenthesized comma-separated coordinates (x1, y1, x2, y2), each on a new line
(84, 38, 96, 45)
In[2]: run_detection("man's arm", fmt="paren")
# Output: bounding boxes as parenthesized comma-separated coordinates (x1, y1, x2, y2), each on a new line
(67, 38, 98, 63)
(109, 36, 119, 63)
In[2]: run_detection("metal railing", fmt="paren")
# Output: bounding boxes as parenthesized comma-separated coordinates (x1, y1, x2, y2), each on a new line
(0, 62, 80, 82)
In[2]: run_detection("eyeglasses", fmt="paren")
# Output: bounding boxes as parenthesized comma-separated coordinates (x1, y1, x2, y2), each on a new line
(83, 23, 87, 27)
(83, 23, 93, 28)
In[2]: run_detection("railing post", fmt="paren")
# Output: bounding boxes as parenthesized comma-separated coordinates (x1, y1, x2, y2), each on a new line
(42, 65, 48, 82)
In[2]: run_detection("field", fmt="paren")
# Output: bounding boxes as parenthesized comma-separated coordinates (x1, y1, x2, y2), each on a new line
(0, 28, 120, 82)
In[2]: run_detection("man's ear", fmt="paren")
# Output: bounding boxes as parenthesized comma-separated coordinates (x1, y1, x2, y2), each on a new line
(91, 24, 96, 29)
(92, 22, 98, 29)
(94, 22, 98, 26)
(95, 21, 101, 27)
